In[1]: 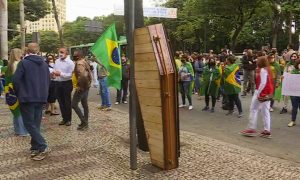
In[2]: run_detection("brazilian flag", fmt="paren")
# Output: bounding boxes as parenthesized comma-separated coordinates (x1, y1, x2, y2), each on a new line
(223, 64, 241, 95)
(4, 72, 21, 117)
(90, 23, 121, 90)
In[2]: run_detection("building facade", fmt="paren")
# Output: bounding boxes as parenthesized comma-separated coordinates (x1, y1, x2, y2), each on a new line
(26, 0, 66, 34)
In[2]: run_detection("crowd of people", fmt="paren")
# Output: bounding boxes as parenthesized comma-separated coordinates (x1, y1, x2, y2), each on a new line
(174, 44, 300, 138)
(0, 43, 131, 161)
(0, 41, 300, 161)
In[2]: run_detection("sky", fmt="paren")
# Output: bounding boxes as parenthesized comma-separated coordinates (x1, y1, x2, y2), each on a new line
(66, 0, 157, 22)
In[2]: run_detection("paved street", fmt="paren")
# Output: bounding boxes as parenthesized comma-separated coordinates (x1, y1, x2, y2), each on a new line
(0, 88, 300, 179)
(90, 87, 300, 163)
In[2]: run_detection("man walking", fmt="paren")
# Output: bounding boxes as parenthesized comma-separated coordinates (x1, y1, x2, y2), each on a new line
(242, 49, 256, 96)
(115, 54, 130, 104)
(53, 48, 75, 126)
(71, 50, 92, 130)
(13, 43, 50, 161)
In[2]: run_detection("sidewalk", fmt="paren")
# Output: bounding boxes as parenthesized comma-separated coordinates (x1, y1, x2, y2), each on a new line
(0, 100, 300, 179)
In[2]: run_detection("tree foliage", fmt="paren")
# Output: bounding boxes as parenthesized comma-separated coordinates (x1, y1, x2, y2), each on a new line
(8, 0, 50, 40)
(146, 0, 300, 53)
(63, 15, 125, 47)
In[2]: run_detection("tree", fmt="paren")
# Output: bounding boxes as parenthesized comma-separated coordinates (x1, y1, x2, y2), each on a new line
(39, 31, 60, 53)
(51, 0, 63, 46)
(7, 0, 50, 40)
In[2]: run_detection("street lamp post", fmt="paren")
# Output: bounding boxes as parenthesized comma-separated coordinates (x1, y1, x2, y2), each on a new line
(128, 0, 137, 170)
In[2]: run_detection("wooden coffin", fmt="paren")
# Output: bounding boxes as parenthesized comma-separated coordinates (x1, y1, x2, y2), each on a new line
(134, 24, 179, 170)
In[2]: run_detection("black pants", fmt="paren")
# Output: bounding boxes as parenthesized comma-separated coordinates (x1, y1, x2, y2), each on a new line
(228, 94, 243, 113)
(57, 80, 73, 122)
(116, 79, 129, 102)
(205, 95, 216, 108)
(72, 89, 89, 124)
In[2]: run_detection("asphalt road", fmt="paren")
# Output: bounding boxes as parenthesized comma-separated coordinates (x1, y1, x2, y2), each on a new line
(88, 86, 300, 163)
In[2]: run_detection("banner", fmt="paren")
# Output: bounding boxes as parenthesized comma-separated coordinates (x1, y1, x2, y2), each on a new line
(114, 6, 177, 19)
(282, 73, 300, 96)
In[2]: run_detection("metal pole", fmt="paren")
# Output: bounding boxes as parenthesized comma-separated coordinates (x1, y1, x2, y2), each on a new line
(0, 0, 8, 60)
(128, 0, 137, 170)
(20, 0, 26, 52)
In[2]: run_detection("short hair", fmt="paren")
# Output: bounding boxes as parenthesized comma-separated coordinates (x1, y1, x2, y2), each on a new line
(288, 44, 294, 50)
(27, 43, 40, 54)
(257, 56, 269, 68)
(227, 55, 236, 64)
(59, 47, 69, 54)
(74, 49, 84, 58)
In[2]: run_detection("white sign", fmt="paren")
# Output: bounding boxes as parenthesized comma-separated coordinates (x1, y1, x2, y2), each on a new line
(282, 73, 300, 96)
(113, 6, 177, 19)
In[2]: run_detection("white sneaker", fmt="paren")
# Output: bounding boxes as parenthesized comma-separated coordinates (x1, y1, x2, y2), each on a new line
(115, 102, 119, 105)
(269, 108, 274, 112)
(178, 104, 186, 108)
(123, 101, 128, 104)
(188, 106, 193, 110)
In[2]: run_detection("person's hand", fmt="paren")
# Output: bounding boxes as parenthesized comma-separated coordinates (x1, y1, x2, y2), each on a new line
(54, 71, 61, 76)
(275, 82, 280, 88)
(249, 61, 253, 64)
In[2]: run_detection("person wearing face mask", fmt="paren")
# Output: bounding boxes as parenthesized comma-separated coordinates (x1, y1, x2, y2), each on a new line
(280, 52, 297, 114)
(201, 57, 221, 113)
(178, 54, 194, 110)
(45, 55, 59, 116)
(53, 48, 75, 126)
(287, 60, 300, 127)
(267, 52, 281, 112)
(71, 50, 92, 130)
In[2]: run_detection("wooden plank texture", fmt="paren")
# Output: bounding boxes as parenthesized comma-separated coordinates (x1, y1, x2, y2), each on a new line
(135, 71, 159, 80)
(136, 87, 161, 98)
(134, 27, 149, 36)
(135, 34, 151, 45)
(135, 53, 157, 62)
(138, 96, 162, 107)
(135, 61, 158, 71)
(136, 80, 160, 89)
(135, 43, 154, 54)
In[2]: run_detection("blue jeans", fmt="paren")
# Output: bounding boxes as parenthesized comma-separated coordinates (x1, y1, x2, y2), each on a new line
(20, 103, 47, 151)
(291, 96, 300, 121)
(0, 78, 4, 94)
(99, 77, 111, 107)
(13, 115, 28, 135)
(180, 81, 192, 105)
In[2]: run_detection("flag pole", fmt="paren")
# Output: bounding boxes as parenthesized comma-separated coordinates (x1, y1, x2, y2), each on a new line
(128, 0, 137, 170)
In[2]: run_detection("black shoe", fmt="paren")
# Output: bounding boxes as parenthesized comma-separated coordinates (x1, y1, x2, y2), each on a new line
(59, 121, 66, 125)
(241, 93, 247, 97)
(65, 121, 71, 126)
(280, 108, 287, 114)
(77, 124, 88, 130)
(210, 108, 215, 113)
(202, 106, 209, 111)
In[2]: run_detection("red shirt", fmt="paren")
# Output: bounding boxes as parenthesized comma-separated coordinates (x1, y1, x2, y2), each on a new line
(255, 67, 274, 98)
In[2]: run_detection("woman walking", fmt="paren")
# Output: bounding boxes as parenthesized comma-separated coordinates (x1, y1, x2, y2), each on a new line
(223, 56, 243, 118)
(241, 56, 274, 138)
(46, 54, 59, 115)
(6, 49, 28, 136)
(201, 57, 221, 113)
(287, 60, 300, 127)
(178, 54, 194, 110)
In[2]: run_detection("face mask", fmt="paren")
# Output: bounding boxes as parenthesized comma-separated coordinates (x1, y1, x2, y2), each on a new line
(49, 63, 54, 67)
(59, 53, 65, 59)
(73, 56, 79, 61)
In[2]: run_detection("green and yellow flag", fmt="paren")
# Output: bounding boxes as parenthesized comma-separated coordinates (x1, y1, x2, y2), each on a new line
(4, 73, 21, 118)
(90, 23, 121, 89)
(224, 64, 241, 95)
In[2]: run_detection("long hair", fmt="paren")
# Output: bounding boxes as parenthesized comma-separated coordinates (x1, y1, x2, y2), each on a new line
(7, 48, 22, 74)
